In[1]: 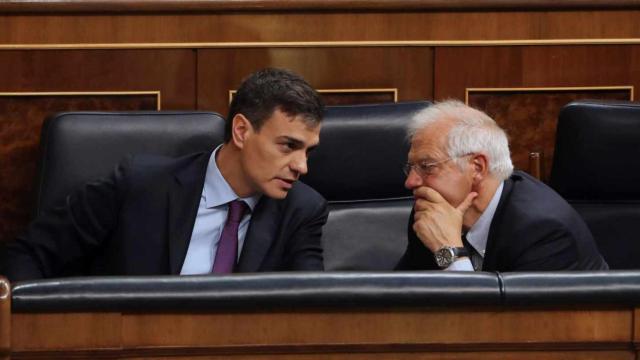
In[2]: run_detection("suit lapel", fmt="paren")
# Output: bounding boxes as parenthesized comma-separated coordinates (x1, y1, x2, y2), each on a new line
(167, 152, 211, 274)
(236, 198, 280, 272)
(482, 175, 516, 271)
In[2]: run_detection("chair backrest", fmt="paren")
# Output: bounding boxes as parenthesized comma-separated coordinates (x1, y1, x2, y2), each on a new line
(34, 111, 225, 216)
(302, 101, 431, 270)
(550, 100, 640, 269)
(36, 106, 426, 271)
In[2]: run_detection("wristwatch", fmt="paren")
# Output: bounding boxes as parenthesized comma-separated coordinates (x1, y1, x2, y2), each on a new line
(434, 246, 470, 268)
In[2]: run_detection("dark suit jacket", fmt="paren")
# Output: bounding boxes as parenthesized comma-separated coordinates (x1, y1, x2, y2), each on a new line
(5, 151, 328, 281)
(397, 171, 608, 271)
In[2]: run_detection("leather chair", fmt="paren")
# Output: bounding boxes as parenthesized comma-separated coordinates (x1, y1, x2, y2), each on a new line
(302, 101, 431, 270)
(32, 105, 427, 273)
(33, 111, 225, 217)
(550, 100, 640, 269)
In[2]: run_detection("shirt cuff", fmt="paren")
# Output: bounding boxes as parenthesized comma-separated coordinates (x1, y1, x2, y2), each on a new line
(445, 257, 474, 271)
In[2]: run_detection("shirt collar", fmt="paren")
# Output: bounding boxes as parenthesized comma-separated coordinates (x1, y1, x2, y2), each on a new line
(465, 182, 503, 257)
(203, 145, 261, 211)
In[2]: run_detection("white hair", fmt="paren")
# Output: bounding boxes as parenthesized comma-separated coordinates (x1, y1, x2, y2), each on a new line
(408, 100, 514, 180)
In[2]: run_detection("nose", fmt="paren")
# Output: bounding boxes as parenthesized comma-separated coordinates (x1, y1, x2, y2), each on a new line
(290, 153, 309, 176)
(404, 168, 423, 190)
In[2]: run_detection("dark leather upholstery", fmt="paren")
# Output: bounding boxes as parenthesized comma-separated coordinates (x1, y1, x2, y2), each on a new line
(302, 101, 431, 270)
(34, 111, 225, 217)
(304, 101, 430, 201)
(501, 271, 640, 306)
(550, 101, 640, 269)
(15, 271, 640, 312)
(551, 101, 640, 200)
(322, 199, 412, 270)
(11, 272, 501, 312)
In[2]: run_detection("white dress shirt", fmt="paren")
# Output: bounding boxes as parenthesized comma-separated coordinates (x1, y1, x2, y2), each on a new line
(446, 182, 504, 272)
(180, 146, 261, 275)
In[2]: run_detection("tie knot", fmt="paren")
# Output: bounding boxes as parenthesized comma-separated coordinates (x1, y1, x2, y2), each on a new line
(227, 200, 247, 223)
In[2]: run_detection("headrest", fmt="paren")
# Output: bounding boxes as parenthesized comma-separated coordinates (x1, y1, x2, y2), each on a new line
(302, 101, 431, 202)
(35, 111, 224, 215)
(550, 101, 640, 201)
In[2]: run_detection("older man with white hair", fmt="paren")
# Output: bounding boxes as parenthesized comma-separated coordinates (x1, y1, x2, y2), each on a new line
(396, 100, 607, 271)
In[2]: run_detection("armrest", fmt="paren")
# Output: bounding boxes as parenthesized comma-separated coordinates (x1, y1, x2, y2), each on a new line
(501, 271, 640, 306)
(12, 272, 501, 312)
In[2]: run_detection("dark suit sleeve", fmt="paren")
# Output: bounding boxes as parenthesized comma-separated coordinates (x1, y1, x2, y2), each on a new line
(395, 208, 439, 270)
(4, 158, 130, 281)
(285, 198, 328, 271)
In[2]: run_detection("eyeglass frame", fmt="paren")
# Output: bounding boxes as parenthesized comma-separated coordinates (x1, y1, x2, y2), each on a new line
(403, 154, 472, 177)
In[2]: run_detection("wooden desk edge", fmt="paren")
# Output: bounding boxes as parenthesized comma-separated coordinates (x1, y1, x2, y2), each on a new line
(0, 277, 11, 357)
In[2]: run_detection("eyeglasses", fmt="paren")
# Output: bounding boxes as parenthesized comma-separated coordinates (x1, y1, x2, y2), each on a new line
(403, 154, 471, 177)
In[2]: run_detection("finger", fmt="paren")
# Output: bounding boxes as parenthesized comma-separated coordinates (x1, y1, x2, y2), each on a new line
(414, 209, 427, 221)
(414, 198, 436, 212)
(456, 191, 478, 214)
(413, 186, 446, 203)
(413, 209, 430, 221)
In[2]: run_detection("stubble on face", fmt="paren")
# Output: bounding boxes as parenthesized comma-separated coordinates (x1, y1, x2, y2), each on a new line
(240, 109, 320, 199)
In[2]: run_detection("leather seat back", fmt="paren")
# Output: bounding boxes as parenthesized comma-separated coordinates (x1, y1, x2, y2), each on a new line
(302, 101, 431, 270)
(34, 111, 225, 216)
(550, 100, 640, 269)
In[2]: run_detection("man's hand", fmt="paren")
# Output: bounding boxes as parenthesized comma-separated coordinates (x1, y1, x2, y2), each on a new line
(412, 187, 477, 253)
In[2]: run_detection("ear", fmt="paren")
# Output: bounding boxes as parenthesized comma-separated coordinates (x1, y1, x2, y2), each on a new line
(230, 114, 254, 149)
(470, 153, 489, 183)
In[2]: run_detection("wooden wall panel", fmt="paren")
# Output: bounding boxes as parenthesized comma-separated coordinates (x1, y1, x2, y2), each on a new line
(0, 49, 195, 243)
(9, 307, 637, 359)
(468, 88, 631, 180)
(317, 90, 396, 105)
(435, 45, 640, 179)
(121, 309, 630, 346)
(0, 93, 158, 244)
(435, 45, 640, 99)
(230, 88, 398, 107)
(3, 1, 640, 13)
(0, 278, 9, 360)
(196, 47, 432, 116)
(0, 50, 195, 108)
(2, 10, 640, 45)
(11, 313, 121, 350)
(117, 352, 634, 360)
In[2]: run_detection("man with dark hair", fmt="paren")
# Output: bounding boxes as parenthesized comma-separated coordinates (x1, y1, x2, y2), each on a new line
(6, 68, 328, 281)
(225, 68, 324, 143)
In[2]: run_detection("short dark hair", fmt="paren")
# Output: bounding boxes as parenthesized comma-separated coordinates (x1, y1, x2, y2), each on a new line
(225, 68, 324, 142)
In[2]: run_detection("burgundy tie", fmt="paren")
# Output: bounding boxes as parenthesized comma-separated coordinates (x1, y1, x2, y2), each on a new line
(212, 200, 248, 274)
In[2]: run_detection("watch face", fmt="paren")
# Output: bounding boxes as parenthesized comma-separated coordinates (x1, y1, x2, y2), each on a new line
(435, 247, 455, 268)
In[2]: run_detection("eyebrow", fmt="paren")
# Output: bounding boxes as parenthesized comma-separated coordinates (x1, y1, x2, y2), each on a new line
(408, 155, 437, 164)
(419, 158, 438, 164)
(278, 136, 319, 150)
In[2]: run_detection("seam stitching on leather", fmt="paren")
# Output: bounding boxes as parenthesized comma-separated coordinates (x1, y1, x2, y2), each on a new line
(496, 271, 506, 305)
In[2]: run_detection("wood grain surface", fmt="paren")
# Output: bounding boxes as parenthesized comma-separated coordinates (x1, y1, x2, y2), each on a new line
(1, 0, 640, 13)
(8, 306, 638, 359)
(0, 278, 9, 360)
(2, 11, 640, 45)
(197, 47, 432, 116)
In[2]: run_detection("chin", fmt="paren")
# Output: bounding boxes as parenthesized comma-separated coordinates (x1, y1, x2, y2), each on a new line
(262, 186, 289, 200)
(267, 191, 288, 200)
